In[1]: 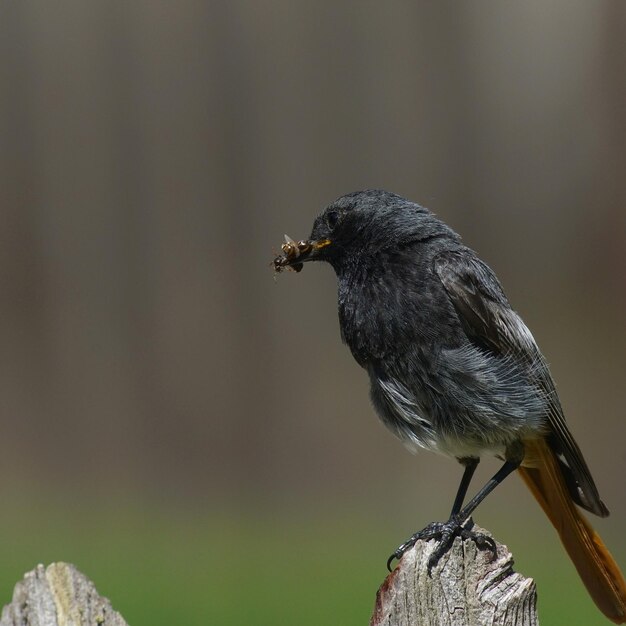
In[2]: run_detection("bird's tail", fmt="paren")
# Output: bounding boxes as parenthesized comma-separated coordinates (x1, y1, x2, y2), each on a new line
(518, 438, 626, 624)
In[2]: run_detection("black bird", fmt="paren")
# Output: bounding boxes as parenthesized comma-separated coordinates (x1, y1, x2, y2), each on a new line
(274, 189, 626, 624)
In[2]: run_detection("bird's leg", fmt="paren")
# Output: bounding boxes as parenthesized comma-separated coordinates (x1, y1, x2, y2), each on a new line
(450, 457, 480, 516)
(387, 444, 524, 572)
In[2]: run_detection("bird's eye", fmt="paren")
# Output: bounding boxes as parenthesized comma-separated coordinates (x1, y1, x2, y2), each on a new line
(326, 210, 340, 230)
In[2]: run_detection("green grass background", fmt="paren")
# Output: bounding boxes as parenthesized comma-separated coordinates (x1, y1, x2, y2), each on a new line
(0, 499, 615, 625)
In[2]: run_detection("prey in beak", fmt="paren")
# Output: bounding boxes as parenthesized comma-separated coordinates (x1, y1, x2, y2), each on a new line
(272, 235, 331, 273)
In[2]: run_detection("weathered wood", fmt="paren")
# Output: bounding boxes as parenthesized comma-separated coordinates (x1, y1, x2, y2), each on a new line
(0, 563, 128, 626)
(371, 527, 538, 626)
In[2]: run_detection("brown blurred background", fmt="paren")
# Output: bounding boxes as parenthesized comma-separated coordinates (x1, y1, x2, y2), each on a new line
(0, 2, 625, 624)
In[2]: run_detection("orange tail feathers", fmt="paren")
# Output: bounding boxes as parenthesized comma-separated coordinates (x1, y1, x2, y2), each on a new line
(518, 438, 626, 624)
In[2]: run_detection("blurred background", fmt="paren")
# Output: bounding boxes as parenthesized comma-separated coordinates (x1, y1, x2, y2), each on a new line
(0, 1, 625, 624)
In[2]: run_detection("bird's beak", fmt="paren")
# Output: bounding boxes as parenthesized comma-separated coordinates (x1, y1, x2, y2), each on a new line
(272, 235, 332, 273)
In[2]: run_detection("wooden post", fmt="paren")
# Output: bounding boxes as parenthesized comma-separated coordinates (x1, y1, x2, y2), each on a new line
(0, 563, 128, 626)
(371, 527, 538, 626)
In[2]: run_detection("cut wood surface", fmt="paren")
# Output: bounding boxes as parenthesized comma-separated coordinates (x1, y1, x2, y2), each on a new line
(0, 563, 128, 626)
(371, 527, 538, 626)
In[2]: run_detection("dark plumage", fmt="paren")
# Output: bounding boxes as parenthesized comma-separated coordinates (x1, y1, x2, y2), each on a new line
(275, 189, 626, 623)
(302, 190, 600, 508)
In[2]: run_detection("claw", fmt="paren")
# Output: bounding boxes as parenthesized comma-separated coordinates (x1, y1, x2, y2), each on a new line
(386, 554, 396, 572)
(386, 544, 408, 571)
(386, 517, 497, 573)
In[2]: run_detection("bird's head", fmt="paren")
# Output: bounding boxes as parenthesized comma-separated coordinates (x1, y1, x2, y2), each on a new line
(273, 190, 457, 275)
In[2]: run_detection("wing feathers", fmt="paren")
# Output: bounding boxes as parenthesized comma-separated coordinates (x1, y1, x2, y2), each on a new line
(435, 248, 608, 517)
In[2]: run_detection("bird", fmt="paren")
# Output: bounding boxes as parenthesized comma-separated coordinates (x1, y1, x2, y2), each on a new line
(273, 189, 626, 624)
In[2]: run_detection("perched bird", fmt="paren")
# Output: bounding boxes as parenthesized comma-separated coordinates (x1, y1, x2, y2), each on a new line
(274, 189, 626, 624)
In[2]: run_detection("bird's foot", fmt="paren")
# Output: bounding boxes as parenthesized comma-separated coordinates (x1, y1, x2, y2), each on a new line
(386, 516, 497, 573)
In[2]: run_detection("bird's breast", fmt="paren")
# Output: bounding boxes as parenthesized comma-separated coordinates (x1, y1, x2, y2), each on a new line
(337, 267, 462, 367)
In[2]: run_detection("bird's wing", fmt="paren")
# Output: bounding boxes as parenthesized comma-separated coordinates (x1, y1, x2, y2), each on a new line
(434, 248, 608, 517)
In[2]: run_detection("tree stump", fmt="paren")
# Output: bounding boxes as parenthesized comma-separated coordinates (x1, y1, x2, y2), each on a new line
(371, 527, 538, 626)
(0, 563, 128, 626)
